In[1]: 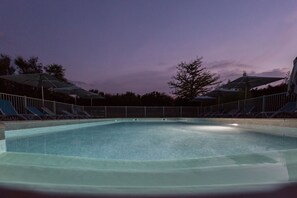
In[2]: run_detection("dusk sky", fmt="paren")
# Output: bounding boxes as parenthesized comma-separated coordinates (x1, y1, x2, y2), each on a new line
(1, 0, 297, 94)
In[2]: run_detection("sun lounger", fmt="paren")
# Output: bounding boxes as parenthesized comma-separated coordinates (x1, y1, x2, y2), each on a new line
(26, 106, 53, 119)
(223, 108, 240, 118)
(81, 110, 92, 118)
(0, 99, 27, 120)
(41, 106, 65, 119)
(61, 110, 87, 119)
(270, 102, 297, 118)
(73, 107, 93, 118)
(236, 104, 255, 117)
(210, 108, 228, 117)
(77, 110, 94, 118)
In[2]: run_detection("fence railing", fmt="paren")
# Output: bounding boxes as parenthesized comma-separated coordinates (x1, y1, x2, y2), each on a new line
(199, 92, 297, 116)
(0, 92, 296, 118)
(0, 92, 78, 115)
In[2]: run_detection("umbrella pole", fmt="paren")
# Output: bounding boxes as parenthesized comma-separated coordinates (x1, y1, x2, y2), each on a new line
(41, 85, 45, 106)
(244, 85, 247, 106)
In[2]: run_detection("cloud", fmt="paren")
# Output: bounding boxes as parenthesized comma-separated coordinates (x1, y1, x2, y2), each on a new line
(72, 61, 289, 95)
(251, 68, 289, 77)
(285, 8, 297, 24)
(206, 60, 254, 70)
(205, 60, 255, 83)
(205, 60, 289, 86)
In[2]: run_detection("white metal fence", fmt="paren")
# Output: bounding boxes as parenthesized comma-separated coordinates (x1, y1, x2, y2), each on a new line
(0, 92, 296, 118)
(198, 92, 297, 116)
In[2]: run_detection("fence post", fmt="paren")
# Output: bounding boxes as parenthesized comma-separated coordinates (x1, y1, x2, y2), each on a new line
(71, 104, 74, 113)
(237, 100, 240, 111)
(53, 101, 56, 114)
(24, 96, 27, 110)
(262, 95, 266, 113)
(125, 106, 127, 118)
(144, 106, 147, 118)
(104, 106, 107, 118)
(162, 106, 165, 118)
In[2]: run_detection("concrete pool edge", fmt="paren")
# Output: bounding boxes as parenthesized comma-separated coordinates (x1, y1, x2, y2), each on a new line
(0, 124, 5, 153)
(0, 180, 294, 196)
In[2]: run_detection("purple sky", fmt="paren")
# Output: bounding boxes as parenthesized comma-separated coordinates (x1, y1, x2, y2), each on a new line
(1, 0, 297, 94)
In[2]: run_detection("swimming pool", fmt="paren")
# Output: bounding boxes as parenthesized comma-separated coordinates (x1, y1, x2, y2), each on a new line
(1, 118, 297, 196)
(5, 120, 297, 160)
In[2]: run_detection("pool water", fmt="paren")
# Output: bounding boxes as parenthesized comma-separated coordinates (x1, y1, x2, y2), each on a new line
(6, 121, 297, 160)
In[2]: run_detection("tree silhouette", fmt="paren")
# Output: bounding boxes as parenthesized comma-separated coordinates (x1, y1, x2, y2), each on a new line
(44, 64, 67, 82)
(141, 91, 173, 106)
(14, 56, 43, 74)
(168, 57, 220, 100)
(0, 54, 15, 75)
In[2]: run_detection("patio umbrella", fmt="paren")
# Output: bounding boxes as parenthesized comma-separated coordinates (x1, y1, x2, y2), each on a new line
(194, 89, 238, 103)
(287, 57, 297, 95)
(194, 95, 216, 101)
(220, 73, 284, 100)
(207, 88, 239, 97)
(193, 95, 216, 106)
(206, 88, 240, 107)
(0, 73, 74, 104)
(193, 96, 217, 115)
(51, 86, 104, 105)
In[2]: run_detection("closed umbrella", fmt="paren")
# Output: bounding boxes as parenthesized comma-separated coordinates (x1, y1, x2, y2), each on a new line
(51, 86, 104, 105)
(194, 89, 239, 104)
(194, 95, 216, 101)
(194, 95, 216, 106)
(288, 57, 297, 95)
